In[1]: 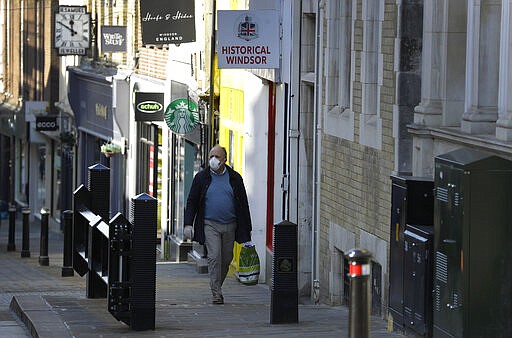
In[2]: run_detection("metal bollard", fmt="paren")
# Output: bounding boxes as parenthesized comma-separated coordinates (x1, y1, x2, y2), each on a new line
(39, 208, 50, 266)
(270, 220, 298, 324)
(7, 205, 16, 251)
(346, 248, 372, 338)
(21, 208, 31, 257)
(61, 210, 74, 277)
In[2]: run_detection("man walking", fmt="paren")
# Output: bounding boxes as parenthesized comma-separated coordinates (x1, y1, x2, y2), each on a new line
(184, 145, 252, 304)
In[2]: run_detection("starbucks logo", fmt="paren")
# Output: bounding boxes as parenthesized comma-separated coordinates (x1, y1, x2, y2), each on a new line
(164, 99, 199, 134)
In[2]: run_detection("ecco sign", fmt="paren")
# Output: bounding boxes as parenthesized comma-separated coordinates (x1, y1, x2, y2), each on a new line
(135, 92, 164, 121)
(35, 116, 58, 131)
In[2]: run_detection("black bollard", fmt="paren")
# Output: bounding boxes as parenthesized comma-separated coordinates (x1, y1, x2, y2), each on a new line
(61, 210, 74, 277)
(7, 205, 16, 251)
(129, 193, 158, 331)
(346, 248, 372, 338)
(39, 208, 50, 266)
(270, 220, 298, 324)
(21, 208, 31, 257)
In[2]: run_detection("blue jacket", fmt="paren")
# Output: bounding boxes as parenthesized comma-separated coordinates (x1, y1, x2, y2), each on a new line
(184, 165, 252, 245)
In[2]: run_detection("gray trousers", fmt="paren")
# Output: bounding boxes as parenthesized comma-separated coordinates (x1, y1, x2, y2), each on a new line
(204, 220, 236, 297)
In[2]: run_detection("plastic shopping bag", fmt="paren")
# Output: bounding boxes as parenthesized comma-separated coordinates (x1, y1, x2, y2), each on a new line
(235, 242, 260, 285)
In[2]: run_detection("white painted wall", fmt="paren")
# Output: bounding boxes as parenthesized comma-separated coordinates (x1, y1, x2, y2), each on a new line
(241, 72, 269, 281)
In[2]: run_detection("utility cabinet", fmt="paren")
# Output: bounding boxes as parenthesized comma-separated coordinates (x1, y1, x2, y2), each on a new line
(389, 175, 434, 332)
(433, 149, 512, 337)
(404, 224, 434, 336)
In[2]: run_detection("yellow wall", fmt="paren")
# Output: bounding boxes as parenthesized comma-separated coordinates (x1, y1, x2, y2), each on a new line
(219, 69, 248, 272)
(217, 0, 251, 278)
(219, 86, 245, 174)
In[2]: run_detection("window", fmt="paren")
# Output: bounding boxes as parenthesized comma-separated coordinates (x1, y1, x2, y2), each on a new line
(359, 0, 383, 149)
(324, 0, 355, 140)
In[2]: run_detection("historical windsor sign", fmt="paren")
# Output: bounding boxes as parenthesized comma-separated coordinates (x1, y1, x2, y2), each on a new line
(217, 10, 280, 69)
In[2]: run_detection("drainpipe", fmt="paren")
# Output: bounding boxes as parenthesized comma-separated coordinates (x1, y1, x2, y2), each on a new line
(266, 83, 276, 251)
(36, 0, 40, 99)
(311, 0, 324, 304)
(91, 0, 98, 61)
(209, 0, 216, 149)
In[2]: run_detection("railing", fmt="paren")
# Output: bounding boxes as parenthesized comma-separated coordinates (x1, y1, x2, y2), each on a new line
(72, 164, 157, 331)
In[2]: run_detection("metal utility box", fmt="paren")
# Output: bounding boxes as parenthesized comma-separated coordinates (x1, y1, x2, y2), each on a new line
(403, 224, 434, 336)
(389, 175, 434, 330)
(433, 148, 512, 337)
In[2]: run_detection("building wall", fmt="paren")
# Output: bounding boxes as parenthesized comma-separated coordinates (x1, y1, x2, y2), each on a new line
(137, 46, 169, 80)
(21, 1, 59, 104)
(318, 0, 397, 311)
(411, 0, 512, 176)
(2, 0, 22, 105)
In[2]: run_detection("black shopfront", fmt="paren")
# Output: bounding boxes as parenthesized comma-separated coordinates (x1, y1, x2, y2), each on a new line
(68, 67, 128, 217)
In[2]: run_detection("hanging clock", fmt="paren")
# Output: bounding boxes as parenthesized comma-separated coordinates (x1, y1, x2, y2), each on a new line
(54, 6, 91, 55)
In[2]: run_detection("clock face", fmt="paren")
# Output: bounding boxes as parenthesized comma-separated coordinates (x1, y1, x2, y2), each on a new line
(54, 6, 90, 55)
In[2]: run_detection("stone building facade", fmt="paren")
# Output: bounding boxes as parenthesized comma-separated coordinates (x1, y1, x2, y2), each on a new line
(317, 0, 399, 312)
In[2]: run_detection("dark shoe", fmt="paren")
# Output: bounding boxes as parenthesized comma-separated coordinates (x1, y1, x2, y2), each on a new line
(212, 295, 224, 304)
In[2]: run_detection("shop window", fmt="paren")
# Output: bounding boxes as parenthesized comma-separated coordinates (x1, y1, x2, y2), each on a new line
(36, 144, 46, 213)
(52, 144, 62, 222)
(15, 139, 28, 204)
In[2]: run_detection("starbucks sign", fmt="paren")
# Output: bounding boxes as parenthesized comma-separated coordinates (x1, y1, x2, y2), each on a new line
(164, 98, 199, 134)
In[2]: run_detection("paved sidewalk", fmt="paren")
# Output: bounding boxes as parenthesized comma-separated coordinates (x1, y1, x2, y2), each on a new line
(0, 213, 406, 337)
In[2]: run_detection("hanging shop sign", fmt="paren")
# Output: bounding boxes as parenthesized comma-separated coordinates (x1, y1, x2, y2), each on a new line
(135, 92, 164, 121)
(139, 0, 196, 45)
(25, 101, 47, 122)
(217, 10, 280, 69)
(101, 26, 127, 53)
(164, 98, 199, 134)
(35, 116, 59, 131)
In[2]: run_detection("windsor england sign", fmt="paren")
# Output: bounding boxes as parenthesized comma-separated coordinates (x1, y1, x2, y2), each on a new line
(140, 0, 196, 45)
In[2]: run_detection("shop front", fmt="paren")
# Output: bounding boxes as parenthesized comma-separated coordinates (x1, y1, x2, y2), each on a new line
(26, 112, 60, 221)
(130, 76, 206, 261)
(165, 81, 205, 262)
(68, 67, 130, 217)
(0, 105, 19, 213)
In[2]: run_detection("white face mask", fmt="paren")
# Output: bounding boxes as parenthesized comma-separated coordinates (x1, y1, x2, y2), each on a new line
(209, 157, 221, 170)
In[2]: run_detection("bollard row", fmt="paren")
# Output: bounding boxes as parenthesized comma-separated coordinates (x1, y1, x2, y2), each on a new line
(6, 206, 51, 267)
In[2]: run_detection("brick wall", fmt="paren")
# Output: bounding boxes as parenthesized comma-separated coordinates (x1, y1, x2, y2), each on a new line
(3, 0, 22, 105)
(135, 5, 169, 81)
(136, 46, 169, 80)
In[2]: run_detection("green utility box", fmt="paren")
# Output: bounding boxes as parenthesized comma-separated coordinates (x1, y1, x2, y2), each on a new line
(433, 148, 512, 337)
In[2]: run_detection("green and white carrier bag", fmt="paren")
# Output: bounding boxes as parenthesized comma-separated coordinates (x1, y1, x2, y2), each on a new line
(236, 242, 260, 285)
